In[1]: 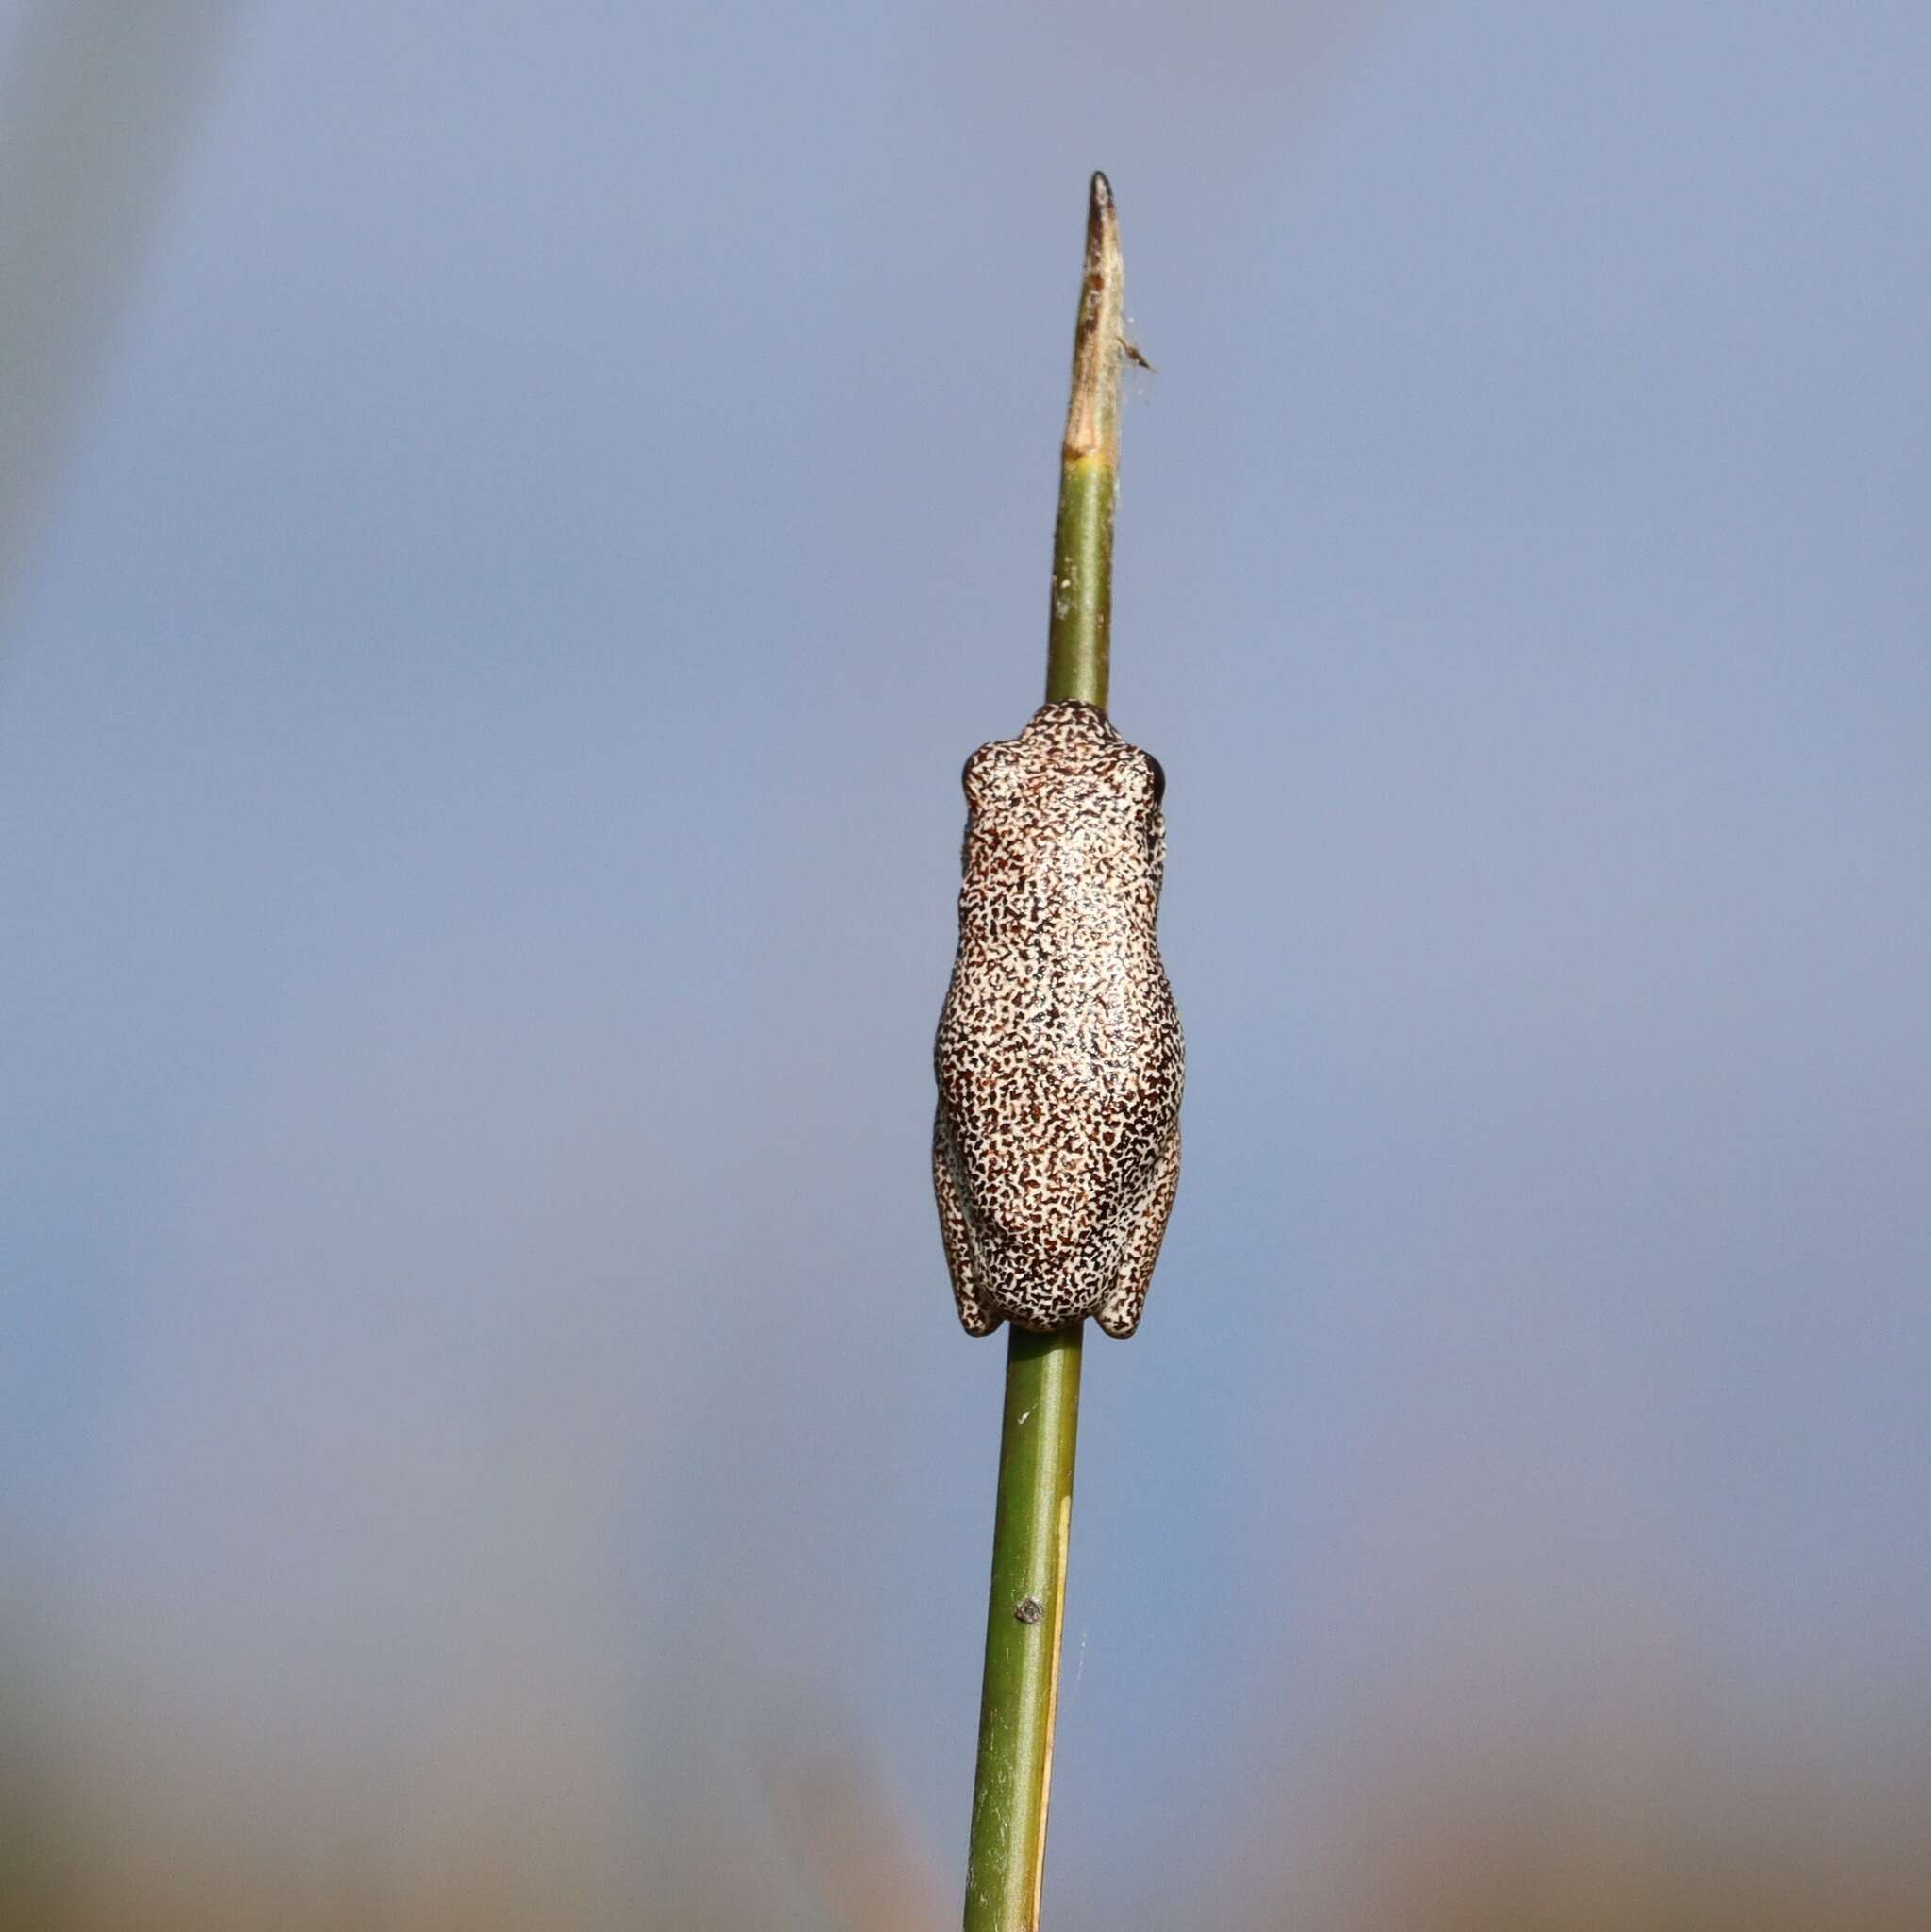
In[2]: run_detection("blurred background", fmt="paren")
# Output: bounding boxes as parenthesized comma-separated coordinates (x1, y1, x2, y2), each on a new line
(3, 2, 1927, 1925)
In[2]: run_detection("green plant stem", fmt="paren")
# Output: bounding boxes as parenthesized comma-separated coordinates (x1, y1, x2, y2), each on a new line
(1044, 171, 1124, 710)
(963, 170, 1126, 1932)
(963, 1330, 1084, 1931)
(1044, 459, 1114, 708)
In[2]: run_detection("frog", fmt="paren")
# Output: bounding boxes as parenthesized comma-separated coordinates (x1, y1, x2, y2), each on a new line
(933, 699, 1184, 1338)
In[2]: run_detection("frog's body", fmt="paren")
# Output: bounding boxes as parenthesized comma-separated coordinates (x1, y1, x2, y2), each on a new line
(933, 700, 1183, 1338)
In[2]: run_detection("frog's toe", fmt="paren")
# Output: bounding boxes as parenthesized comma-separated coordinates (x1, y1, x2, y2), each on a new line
(934, 1114, 1004, 1339)
(957, 1291, 1003, 1338)
(1095, 1131, 1180, 1341)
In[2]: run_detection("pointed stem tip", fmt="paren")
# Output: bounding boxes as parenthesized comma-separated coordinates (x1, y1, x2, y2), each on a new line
(1063, 172, 1125, 465)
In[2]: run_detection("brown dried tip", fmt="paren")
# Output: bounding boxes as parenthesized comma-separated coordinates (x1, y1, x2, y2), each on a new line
(1062, 171, 1126, 464)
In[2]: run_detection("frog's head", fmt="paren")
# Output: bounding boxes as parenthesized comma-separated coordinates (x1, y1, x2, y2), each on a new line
(960, 700, 1167, 893)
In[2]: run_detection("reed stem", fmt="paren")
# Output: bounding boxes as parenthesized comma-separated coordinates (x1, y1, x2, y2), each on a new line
(962, 170, 1128, 1932)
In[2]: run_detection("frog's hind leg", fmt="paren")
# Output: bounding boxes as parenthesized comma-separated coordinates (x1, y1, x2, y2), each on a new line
(934, 1109, 1002, 1337)
(1095, 1129, 1180, 1340)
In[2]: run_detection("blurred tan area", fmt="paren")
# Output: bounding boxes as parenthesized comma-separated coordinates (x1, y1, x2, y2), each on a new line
(0, 1643, 938, 1932)
(4, 1629, 1927, 1930)
(1294, 1746, 1931, 1932)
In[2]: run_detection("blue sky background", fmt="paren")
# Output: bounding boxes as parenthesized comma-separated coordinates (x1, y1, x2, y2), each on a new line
(3, 2, 1927, 1924)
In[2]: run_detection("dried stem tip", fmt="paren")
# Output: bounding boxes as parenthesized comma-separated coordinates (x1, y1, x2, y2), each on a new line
(1061, 171, 1126, 465)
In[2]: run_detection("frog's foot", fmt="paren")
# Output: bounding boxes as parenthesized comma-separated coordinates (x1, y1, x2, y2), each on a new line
(1094, 1129, 1180, 1340)
(934, 1111, 1003, 1338)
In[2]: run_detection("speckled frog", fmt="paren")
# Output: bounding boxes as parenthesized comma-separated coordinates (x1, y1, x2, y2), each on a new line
(933, 701, 1184, 1338)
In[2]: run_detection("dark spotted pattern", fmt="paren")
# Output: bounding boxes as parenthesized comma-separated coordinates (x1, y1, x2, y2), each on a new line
(933, 701, 1183, 1338)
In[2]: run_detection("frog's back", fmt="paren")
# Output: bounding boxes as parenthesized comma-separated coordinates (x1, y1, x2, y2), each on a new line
(934, 702, 1183, 1335)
